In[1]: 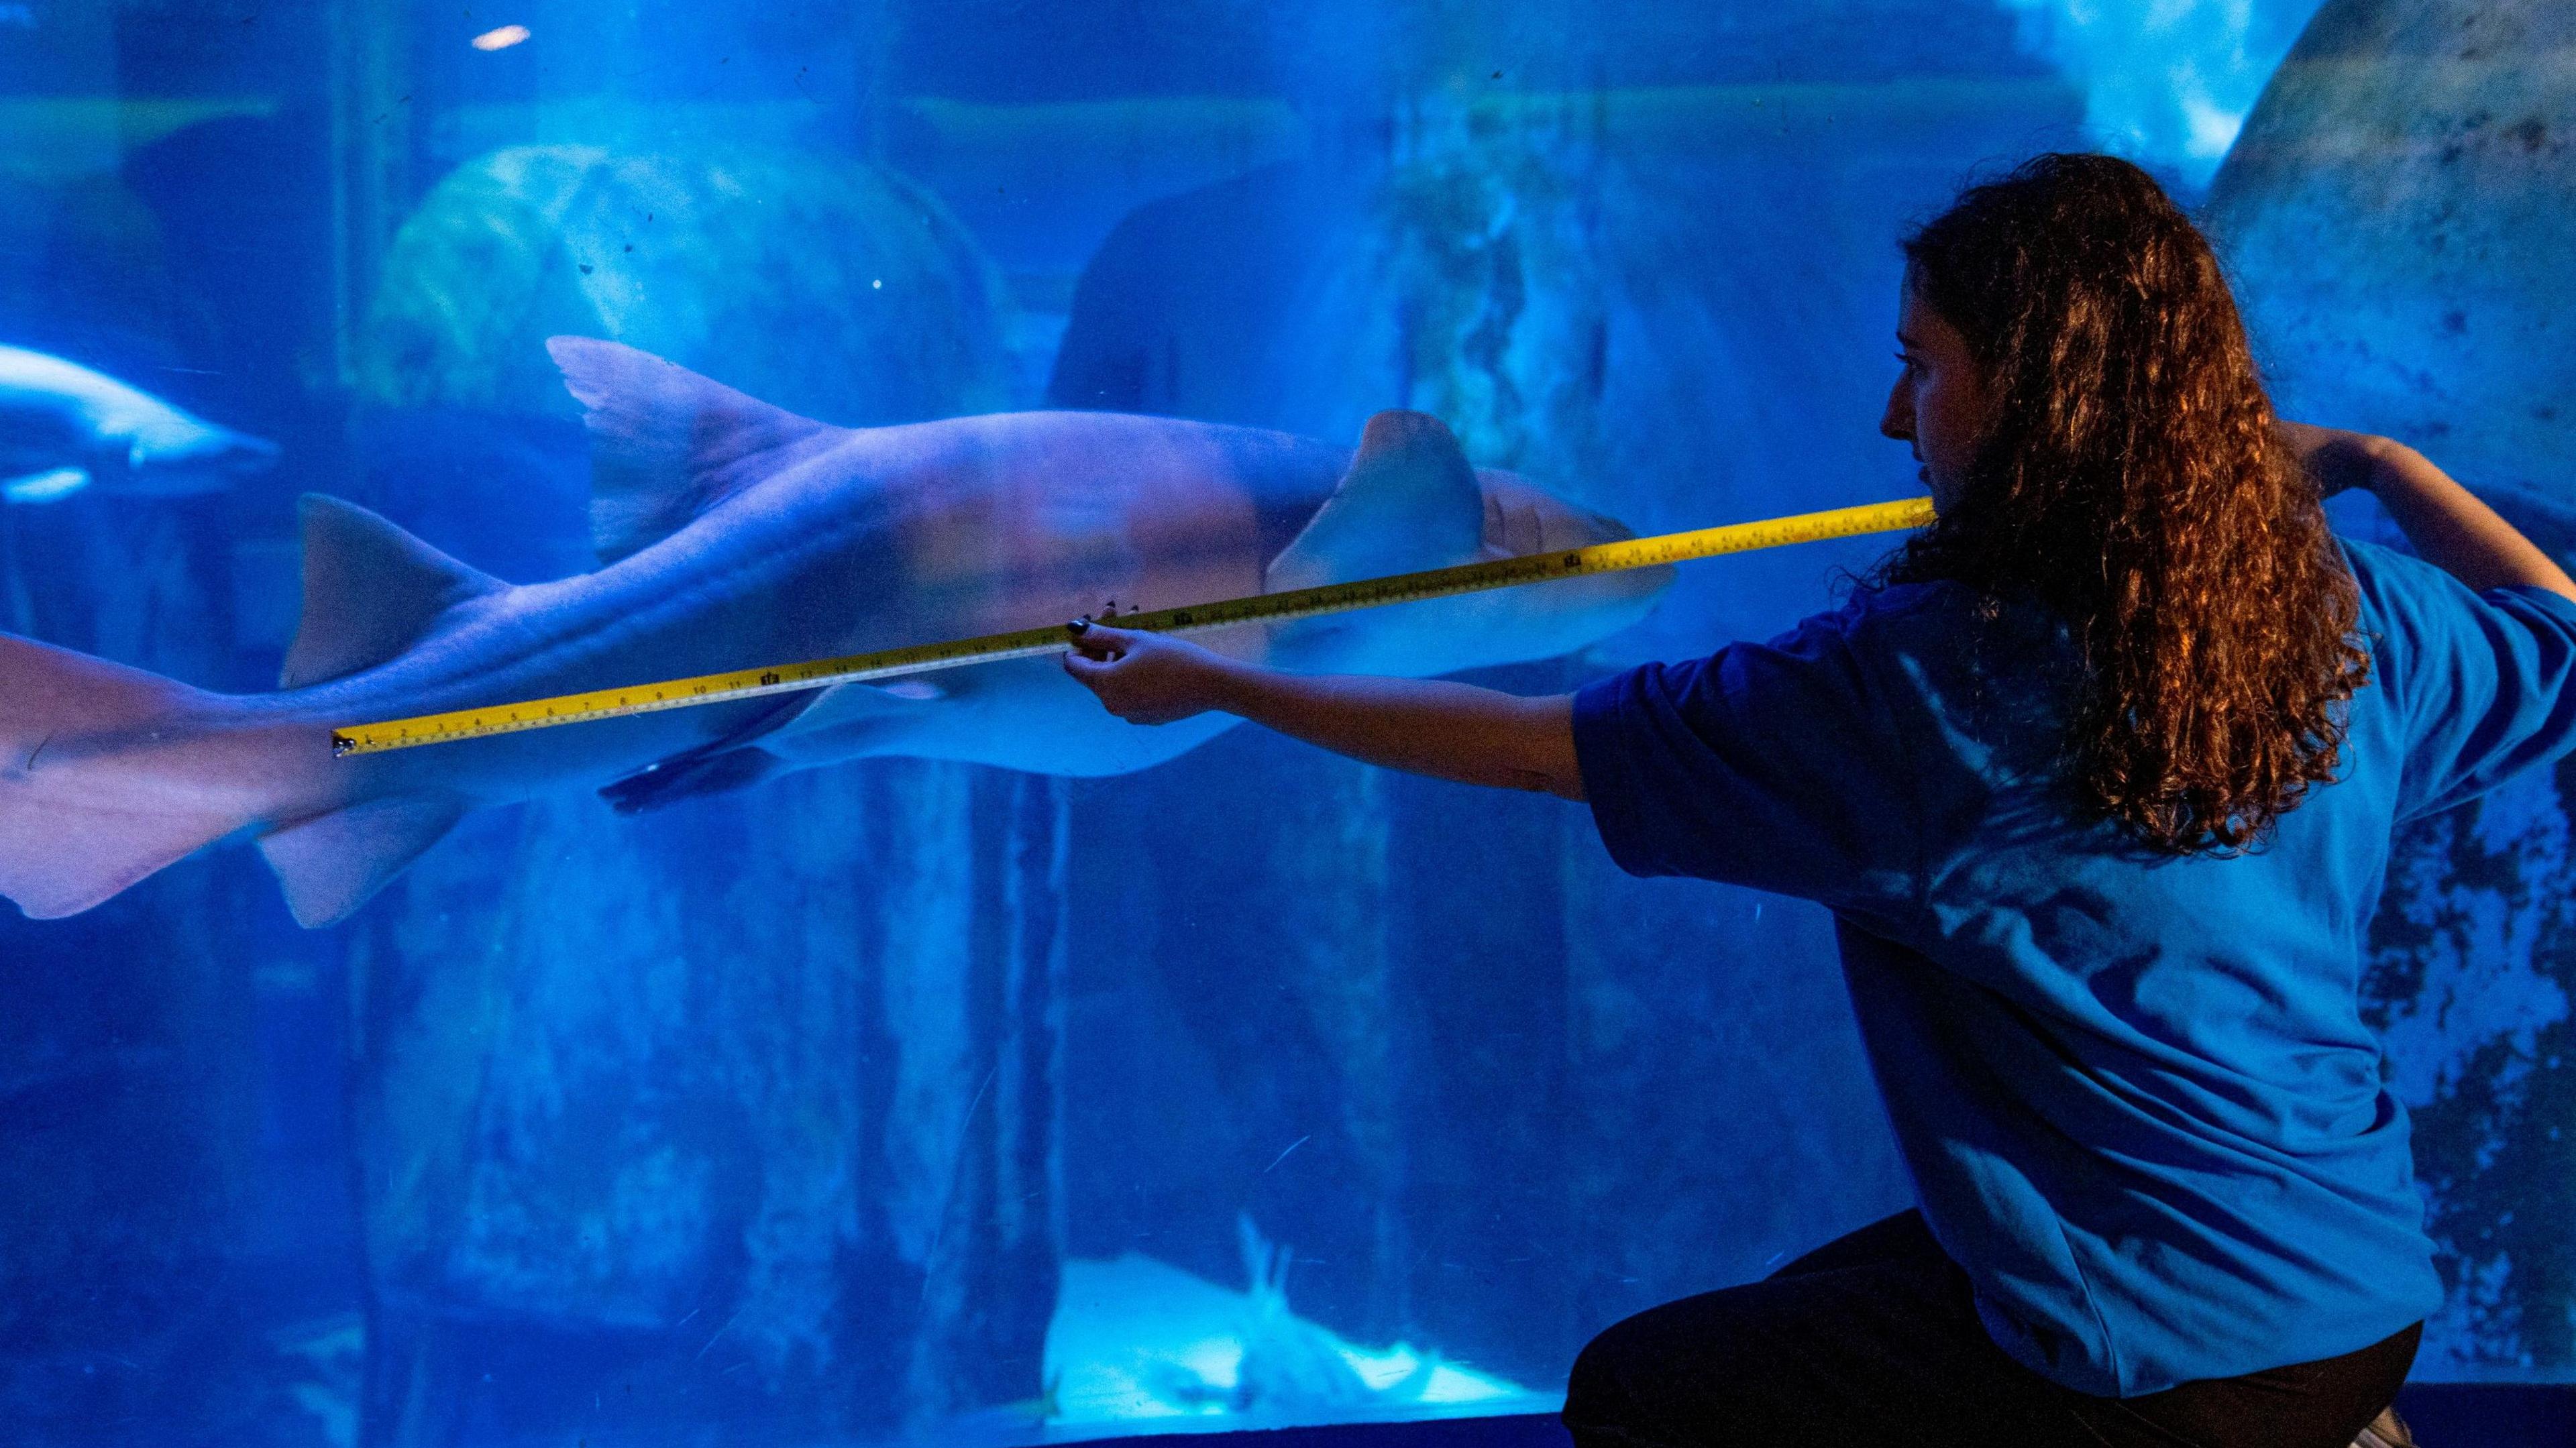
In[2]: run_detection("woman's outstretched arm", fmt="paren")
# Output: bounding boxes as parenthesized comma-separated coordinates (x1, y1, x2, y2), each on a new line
(2285, 421, 2576, 603)
(1060, 621, 1585, 800)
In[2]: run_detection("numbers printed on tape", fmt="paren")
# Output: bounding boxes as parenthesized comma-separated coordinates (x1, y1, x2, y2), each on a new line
(331, 496, 1935, 757)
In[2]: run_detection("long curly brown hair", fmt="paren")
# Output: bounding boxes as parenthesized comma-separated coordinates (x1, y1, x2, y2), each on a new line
(1887, 154, 2368, 853)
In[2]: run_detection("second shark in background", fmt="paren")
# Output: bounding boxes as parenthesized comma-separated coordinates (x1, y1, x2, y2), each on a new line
(0, 344, 279, 504)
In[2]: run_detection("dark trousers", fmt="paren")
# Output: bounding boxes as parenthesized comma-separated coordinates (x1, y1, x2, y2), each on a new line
(1562, 1211, 2418, 1448)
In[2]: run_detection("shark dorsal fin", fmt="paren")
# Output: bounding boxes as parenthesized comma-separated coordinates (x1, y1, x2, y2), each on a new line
(1265, 410, 1487, 594)
(546, 336, 837, 565)
(280, 496, 504, 691)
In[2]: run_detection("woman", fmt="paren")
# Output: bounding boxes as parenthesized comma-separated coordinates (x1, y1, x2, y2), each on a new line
(1060, 154, 2576, 1447)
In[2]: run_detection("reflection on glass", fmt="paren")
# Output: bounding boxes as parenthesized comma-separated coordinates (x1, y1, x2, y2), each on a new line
(0, 1, 2567, 1444)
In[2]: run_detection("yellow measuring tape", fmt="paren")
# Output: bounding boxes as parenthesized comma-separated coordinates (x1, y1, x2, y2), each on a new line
(331, 494, 1934, 757)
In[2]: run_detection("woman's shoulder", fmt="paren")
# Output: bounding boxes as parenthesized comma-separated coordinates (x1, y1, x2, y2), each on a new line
(1825, 575, 2033, 651)
(2330, 531, 2553, 616)
(1841, 575, 1978, 621)
(2333, 532, 2576, 661)
(1819, 577, 2078, 726)
(2332, 533, 2428, 603)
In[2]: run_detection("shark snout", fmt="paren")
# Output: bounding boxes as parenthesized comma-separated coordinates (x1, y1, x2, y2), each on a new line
(213, 431, 283, 474)
(152, 427, 280, 474)
(123, 425, 280, 494)
(1477, 471, 1644, 558)
(1572, 504, 1636, 547)
(1450, 470, 1671, 659)
(1531, 496, 1670, 609)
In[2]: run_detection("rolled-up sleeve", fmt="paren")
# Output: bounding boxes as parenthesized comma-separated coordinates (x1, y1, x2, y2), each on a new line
(2351, 540, 2576, 821)
(2395, 583, 2576, 820)
(1571, 607, 1917, 911)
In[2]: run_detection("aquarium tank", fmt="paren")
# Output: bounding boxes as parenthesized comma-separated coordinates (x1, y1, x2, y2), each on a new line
(3, 0, 2572, 1443)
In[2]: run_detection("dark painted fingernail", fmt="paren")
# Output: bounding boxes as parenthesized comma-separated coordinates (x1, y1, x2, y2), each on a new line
(1067, 617, 1090, 635)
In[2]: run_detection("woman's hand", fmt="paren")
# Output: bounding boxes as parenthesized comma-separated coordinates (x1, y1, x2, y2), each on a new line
(2277, 420, 2392, 498)
(1064, 619, 1585, 796)
(1060, 620, 1246, 724)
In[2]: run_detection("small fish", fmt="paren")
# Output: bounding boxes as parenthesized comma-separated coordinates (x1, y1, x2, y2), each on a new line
(0, 345, 278, 504)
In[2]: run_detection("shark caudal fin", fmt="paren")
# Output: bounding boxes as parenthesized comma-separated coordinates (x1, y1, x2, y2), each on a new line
(0, 633, 245, 919)
(545, 336, 839, 565)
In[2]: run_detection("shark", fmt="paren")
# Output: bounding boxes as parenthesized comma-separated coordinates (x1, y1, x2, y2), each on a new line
(0, 337, 1670, 928)
(0, 345, 279, 504)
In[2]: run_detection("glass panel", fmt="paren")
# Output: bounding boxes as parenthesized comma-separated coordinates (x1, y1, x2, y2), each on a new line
(1, 1, 2565, 1443)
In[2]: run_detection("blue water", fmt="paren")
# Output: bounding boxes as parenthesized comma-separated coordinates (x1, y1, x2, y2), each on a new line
(5, 1, 2570, 1444)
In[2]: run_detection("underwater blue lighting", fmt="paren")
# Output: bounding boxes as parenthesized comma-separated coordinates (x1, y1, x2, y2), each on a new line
(3, 1, 2571, 1443)
(1996, 0, 2330, 183)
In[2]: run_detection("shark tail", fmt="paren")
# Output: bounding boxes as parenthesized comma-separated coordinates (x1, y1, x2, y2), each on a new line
(0, 632, 253, 920)
(0, 494, 496, 928)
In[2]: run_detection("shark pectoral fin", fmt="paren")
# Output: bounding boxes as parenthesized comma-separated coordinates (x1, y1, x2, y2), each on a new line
(544, 336, 839, 565)
(1264, 409, 1488, 594)
(782, 676, 943, 729)
(600, 744, 784, 815)
(595, 684, 841, 814)
(598, 679, 945, 814)
(258, 793, 469, 928)
(749, 677, 951, 769)
(869, 677, 947, 702)
(281, 496, 507, 690)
